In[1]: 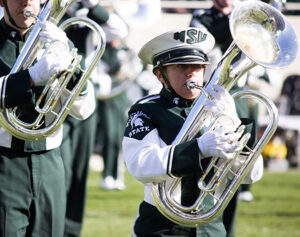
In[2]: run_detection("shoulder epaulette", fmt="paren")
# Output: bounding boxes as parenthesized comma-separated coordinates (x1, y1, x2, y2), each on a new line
(136, 94, 161, 104)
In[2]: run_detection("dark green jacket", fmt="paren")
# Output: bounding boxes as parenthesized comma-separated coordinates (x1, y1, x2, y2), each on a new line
(123, 88, 226, 236)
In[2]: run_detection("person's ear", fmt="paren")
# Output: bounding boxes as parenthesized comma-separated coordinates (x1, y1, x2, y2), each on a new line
(154, 68, 166, 87)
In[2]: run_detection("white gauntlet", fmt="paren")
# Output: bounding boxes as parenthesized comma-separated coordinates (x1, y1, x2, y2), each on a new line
(29, 45, 72, 85)
(197, 125, 251, 160)
(204, 85, 241, 130)
(39, 21, 69, 46)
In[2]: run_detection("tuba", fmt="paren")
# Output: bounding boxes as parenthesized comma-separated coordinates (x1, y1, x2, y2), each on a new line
(0, 0, 106, 141)
(151, 0, 298, 227)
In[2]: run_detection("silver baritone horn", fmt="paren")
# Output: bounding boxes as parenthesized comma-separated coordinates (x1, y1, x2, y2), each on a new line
(0, 0, 106, 141)
(152, 1, 298, 227)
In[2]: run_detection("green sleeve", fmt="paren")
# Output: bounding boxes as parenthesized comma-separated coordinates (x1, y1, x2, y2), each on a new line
(4, 69, 33, 108)
(170, 139, 203, 177)
(87, 5, 109, 24)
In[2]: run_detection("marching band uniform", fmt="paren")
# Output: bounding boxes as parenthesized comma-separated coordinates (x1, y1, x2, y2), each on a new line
(59, 1, 110, 236)
(124, 88, 226, 236)
(122, 28, 263, 237)
(190, 6, 232, 55)
(60, 0, 130, 234)
(0, 1, 95, 235)
(95, 42, 131, 191)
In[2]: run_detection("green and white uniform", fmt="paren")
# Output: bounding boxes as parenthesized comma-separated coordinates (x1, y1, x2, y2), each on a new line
(0, 18, 95, 236)
(123, 88, 226, 237)
(123, 85, 260, 236)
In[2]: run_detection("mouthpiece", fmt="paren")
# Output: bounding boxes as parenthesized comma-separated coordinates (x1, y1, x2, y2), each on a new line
(23, 11, 33, 18)
(186, 81, 201, 90)
(23, 11, 38, 21)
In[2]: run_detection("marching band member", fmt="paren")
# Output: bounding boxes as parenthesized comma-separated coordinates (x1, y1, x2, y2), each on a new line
(60, 0, 127, 235)
(90, 1, 134, 191)
(122, 27, 263, 237)
(0, 0, 95, 236)
(60, 1, 110, 236)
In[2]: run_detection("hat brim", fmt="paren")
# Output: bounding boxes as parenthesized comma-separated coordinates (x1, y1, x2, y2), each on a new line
(153, 56, 210, 69)
(152, 48, 210, 68)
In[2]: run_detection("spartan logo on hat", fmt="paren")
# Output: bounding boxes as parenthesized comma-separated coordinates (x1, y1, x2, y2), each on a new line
(173, 29, 207, 44)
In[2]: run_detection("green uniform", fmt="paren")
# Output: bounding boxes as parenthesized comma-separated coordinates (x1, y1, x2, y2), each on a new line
(59, 4, 109, 236)
(96, 43, 131, 183)
(123, 88, 257, 236)
(0, 18, 66, 237)
(0, 14, 95, 236)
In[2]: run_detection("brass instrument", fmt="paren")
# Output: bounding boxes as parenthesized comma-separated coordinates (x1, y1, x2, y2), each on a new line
(0, 0, 106, 141)
(151, 0, 298, 227)
(88, 0, 145, 100)
(94, 45, 143, 100)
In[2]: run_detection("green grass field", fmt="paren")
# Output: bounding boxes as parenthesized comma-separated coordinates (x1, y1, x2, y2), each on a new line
(81, 169, 300, 237)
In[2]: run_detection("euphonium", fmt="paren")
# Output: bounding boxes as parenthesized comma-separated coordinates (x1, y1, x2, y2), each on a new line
(93, 44, 143, 100)
(151, 0, 298, 227)
(0, 0, 106, 141)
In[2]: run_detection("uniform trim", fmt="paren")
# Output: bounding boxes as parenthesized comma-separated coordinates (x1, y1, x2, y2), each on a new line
(137, 94, 160, 104)
(132, 203, 141, 237)
(45, 126, 63, 150)
(0, 127, 12, 147)
(167, 146, 176, 178)
(0, 75, 7, 109)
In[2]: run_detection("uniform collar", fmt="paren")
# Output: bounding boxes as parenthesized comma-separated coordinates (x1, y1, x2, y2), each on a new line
(160, 88, 194, 108)
(0, 18, 28, 41)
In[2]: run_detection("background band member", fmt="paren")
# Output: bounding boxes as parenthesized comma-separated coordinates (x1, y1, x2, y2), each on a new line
(60, 1, 110, 236)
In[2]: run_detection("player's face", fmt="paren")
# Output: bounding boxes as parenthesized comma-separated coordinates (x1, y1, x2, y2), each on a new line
(212, 0, 233, 15)
(3, 0, 40, 32)
(161, 64, 205, 101)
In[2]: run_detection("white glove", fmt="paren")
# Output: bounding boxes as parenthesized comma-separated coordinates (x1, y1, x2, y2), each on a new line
(81, 0, 98, 8)
(197, 125, 251, 160)
(39, 21, 69, 46)
(204, 85, 241, 130)
(29, 48, 72, 85)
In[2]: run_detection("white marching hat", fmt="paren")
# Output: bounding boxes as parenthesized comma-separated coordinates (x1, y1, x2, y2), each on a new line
(138, 27, 215, 69)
